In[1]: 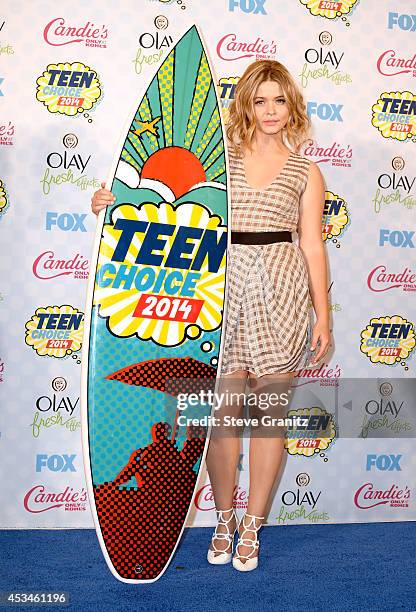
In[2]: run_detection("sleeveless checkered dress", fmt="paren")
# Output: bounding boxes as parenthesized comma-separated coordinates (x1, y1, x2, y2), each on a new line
(220, 147, 315, 377)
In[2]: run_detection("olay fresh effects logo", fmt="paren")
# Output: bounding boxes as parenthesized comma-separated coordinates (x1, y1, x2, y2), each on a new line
(354, 483, 411, 510)
(360, 382, 413, 439)
(285, 407, 336, 458)
(23, 485, 87, 513)
(41, 133, 99, 195)
(133, 17, 173, 75)
(367, 266, 416, 293)
(322, 191, 350, 243)
(302, 139, 352, 167)
(216, 33, 277, 62)
(277, 473, 329, 524)
(372, 92, 416, 142)
(360, 316, 416, 367)
(301, 32, 351, 88)
(194, 484, 248, 510)
(36, 62, 102, 117)
(299, 0, 359, 23)
(25, 305, 84, 358)
(377, 50, 416, 78)
(43, 18, 108, 48)
(0, 178, 10, 220)
(33, 251, 89, 281)
(0, 20, 14, 55)
(373, 157, 415, 214)
(228, 0, 267, 15)
(31, 378, 81, 438)
(0, 121, 14, 145)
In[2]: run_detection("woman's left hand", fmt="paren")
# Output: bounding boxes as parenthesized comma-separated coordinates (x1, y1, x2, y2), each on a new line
(310, 320, 331, 364)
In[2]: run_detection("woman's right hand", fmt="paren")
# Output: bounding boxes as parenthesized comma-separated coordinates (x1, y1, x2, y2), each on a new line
(91, 181, 115, 215)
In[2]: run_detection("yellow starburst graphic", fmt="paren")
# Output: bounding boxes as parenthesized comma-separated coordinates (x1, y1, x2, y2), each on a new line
(299, 0, 358, 18)
(94, 201, 226, 347)
(0, 179, 9, 217)
(36, 62, 102, 116)
(372, 91, 416, 142)
(360, 315, 415, 365)
(322, 190, 349, 241)
(25, 305, 84, 358)
(285, 407, 336, 456)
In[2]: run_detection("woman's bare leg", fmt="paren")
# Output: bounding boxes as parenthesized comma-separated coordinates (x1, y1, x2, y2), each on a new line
(237, 371, 295, 561)
(205, 369, 248, 554)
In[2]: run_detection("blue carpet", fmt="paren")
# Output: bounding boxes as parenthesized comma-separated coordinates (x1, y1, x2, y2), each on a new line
(0, 523, 415, 612)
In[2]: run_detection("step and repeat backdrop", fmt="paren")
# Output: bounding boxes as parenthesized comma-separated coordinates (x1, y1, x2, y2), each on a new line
(0, 0, 416, 528)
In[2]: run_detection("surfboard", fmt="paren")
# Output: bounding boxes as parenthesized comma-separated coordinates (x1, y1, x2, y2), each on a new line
(81, 25, 229, 583)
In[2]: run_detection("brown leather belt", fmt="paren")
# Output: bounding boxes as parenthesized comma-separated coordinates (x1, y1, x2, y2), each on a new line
(231, 231, 292, 245)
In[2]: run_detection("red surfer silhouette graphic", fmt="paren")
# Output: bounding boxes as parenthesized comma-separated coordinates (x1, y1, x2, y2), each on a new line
(93, 421, 206, 580)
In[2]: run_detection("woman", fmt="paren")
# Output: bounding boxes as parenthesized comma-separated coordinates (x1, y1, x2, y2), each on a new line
(205, 59, 330, 572)
(91, 59, 331, 573)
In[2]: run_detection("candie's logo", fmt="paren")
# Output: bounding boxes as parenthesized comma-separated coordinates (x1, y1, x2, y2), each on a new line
(299, 0, 358, 20)
(377, 50, 416, 78)
(285, 407, 336, 457)
(302, 139, 352, 167)
(95, 202, 227, 347)
(372, 92, 416, 141)
(43, 18, 108, 48)
(216, 34, 277, 62)
(24, 485, 87, 513)
(25, 305, 84, 358)
(322, 191, 349, 243)
(33, 251, 89, 280)
(354, 483, 411, 510)
(360, 315, 415, 367)
(36, 62, 102, 117)
(367, 266, 416, 293)
(194, 484, 248, 511)
(0, 121, 14, 146)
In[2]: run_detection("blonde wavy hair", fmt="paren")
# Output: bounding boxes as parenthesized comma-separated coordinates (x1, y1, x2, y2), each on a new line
(226, 60, 310, 156)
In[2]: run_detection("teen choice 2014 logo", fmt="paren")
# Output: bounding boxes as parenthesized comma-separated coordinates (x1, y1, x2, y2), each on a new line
(372, 92, 416, 142)
(322, 190, 349, 243)
(299, 0, 358, 19)
(360, 315, 416, 367)
(95, 201, 227, 348)
(36, 62, 102, 117)
(218, 77, 239, 125)
(0, 178, 10, 220)
(25, 305, 84, 358)
(285, 407, 336, 457)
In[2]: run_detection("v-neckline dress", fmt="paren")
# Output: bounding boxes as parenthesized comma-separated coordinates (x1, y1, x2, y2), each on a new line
(220, 147, 315, 376)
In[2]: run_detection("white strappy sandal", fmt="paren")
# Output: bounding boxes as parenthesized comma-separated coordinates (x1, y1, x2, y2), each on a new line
(232, 512, 264, 572)
(207, 507, 237, 565)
